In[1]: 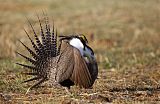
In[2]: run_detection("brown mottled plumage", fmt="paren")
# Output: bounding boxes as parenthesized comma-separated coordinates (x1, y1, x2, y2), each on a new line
(17, 15, 98, 90)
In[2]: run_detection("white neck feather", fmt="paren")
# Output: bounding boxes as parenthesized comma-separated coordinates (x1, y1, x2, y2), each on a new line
(69, 38, 84, 55)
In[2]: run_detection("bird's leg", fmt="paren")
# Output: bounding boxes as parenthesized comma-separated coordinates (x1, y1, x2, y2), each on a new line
(64, 87, 72, 95)
(60, 87, 74, 98)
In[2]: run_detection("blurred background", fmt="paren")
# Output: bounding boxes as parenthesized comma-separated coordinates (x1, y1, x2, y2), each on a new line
(0, 0, 160, 103)
(0, 0, 160, 68)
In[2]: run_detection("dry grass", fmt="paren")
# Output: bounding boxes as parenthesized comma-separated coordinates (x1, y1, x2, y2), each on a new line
(0, 0, 160, 103)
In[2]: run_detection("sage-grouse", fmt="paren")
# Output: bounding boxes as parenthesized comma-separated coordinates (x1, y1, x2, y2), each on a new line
(17, 16, 98, 90)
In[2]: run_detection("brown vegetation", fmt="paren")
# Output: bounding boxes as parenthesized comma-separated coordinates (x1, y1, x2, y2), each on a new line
(0, 0, 160, 103)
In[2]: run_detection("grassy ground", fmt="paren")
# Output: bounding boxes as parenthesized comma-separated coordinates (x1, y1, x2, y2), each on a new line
(0, 0, 160, 103)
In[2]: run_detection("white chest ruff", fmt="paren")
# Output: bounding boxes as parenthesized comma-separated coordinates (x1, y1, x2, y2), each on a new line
(69, 38, 84, 56)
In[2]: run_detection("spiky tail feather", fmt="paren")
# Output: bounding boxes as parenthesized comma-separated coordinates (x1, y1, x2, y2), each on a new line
(17, 15, 61, 89)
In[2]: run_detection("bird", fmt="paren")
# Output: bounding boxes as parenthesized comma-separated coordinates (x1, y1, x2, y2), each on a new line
(16, 15, 98, 91)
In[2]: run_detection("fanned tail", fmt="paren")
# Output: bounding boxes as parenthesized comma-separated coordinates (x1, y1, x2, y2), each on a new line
(17, 15, 59, 89)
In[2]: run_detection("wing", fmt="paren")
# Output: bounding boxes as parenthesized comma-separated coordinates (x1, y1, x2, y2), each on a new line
(55, 41, 75, 83)
(56, 41, 93, 88)
(70, 47, 92, 88)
